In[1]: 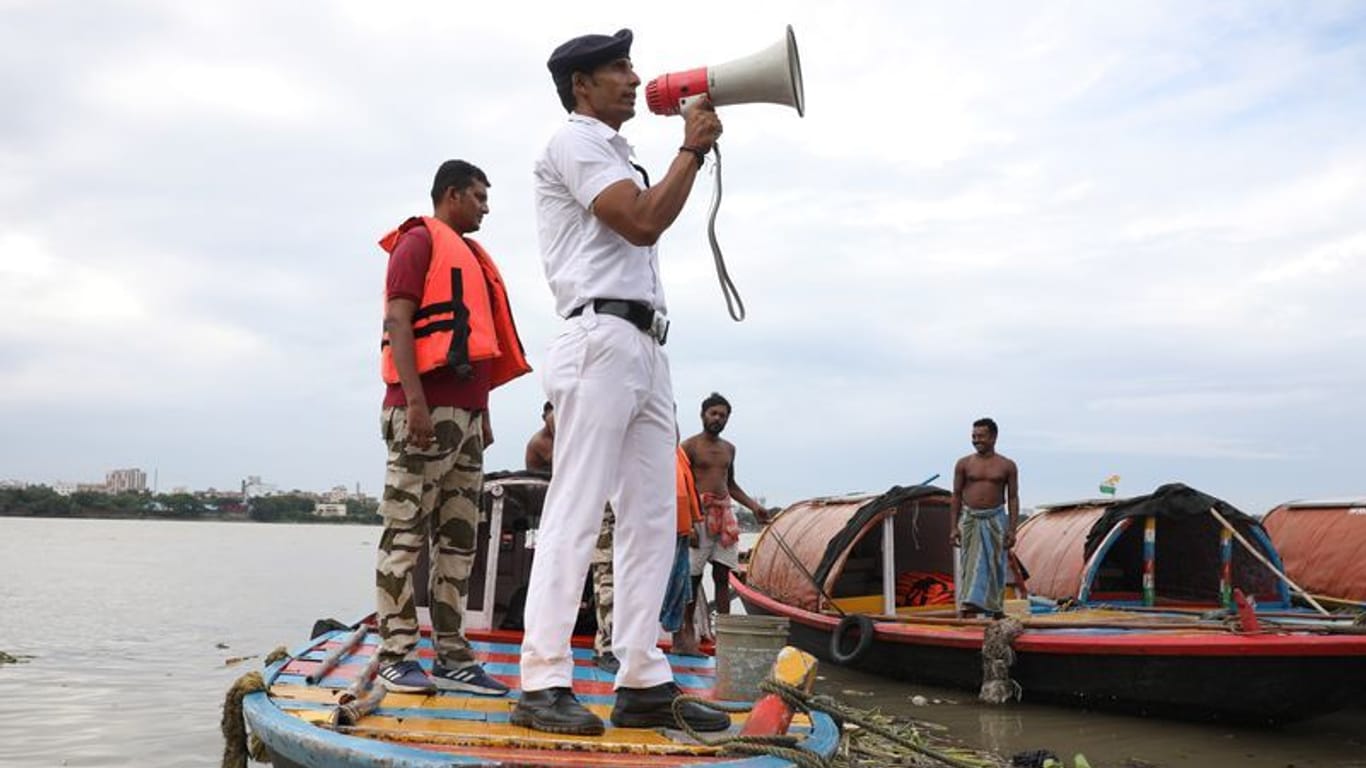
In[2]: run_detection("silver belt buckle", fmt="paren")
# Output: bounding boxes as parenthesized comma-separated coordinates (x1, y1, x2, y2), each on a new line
(650, 311, 670, 345)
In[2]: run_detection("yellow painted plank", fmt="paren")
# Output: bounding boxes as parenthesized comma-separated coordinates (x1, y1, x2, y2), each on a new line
(829, 594, 883, 613)
(288, 711, 722, 755)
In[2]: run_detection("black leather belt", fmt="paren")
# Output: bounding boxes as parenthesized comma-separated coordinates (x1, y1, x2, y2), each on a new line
(568, 299, 667, 344)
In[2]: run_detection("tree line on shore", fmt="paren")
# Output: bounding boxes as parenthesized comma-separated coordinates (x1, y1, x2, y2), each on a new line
(0, 486, 381, 524)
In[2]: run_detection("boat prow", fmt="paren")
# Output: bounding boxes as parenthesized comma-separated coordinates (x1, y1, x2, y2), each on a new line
(241, 616, 838, 767)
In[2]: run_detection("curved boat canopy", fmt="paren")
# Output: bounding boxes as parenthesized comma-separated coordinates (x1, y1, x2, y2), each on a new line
(1015, 483, 1289, 608)
(747, 484, 968, 614)
(1263, 498, 1366, 602)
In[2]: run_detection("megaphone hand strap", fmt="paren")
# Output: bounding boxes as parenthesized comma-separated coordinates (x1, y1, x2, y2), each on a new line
(706, 143, 746, 322)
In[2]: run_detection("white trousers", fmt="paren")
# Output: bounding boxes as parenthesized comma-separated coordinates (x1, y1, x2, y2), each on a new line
(519, 308, 677, 691)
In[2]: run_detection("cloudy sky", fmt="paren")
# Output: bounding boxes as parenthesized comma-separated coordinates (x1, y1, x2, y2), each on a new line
(2, 1, 1363, 514)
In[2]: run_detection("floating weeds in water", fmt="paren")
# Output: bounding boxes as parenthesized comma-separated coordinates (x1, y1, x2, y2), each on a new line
(0, 650, 33, 665)
(841, 688, 876, 697)
(224, 655, 258, 667)
(1042, 757, 1091, 768)
(827, 705, 1007, 767)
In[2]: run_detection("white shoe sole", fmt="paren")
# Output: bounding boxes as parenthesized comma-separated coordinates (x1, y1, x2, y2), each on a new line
(432, 678, 509, 696)
(378, 677, 435, 694)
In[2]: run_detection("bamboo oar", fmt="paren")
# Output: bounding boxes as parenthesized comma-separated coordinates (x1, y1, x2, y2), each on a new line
(332, 684, 387, 727)
(343, 652, 383, 699)
(1308, 593, 1366, 611)
(306, 624, 369, 684)
(330, 650, 386, 727)
(1207, 507, 1331, 617)
(1092, 603, 1357, 621)
(826, 610, 1236, 633)
(1257, 619, 1366, 635)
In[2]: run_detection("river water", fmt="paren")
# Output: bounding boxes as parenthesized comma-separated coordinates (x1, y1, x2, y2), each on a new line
(0, 517, 1361, 767)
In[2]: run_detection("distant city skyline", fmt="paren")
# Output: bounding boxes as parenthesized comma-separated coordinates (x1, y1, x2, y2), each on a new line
(1, 469, 370, 499)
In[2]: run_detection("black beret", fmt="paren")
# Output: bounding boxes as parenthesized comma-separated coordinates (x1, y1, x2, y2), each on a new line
(547, 28, 633, 86)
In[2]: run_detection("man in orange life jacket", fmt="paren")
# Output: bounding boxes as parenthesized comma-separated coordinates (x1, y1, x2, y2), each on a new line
(373, 159, 530, 696)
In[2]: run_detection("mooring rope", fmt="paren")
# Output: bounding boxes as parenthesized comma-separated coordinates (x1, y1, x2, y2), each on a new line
(674, 678, 991, 768)
(220, 646, 290, 768)
(979, 616, 1025, 704)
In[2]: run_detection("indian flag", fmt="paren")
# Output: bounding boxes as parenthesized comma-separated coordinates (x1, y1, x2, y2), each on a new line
(1099, 474, 1120, 496)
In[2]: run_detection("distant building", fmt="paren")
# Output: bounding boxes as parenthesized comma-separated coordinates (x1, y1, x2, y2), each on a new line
(202, 489, 244, 501)
(323, 485, 349, 503)
(53, 481, 77, 496)
(0, 479, 29, 490)
(313, 502, 348, 518)
(106, 468, 147, 493)
(76, 482, 108, 493)
(242, 475, 277, 498)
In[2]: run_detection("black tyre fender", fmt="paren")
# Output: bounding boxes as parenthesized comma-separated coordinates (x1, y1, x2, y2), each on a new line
(829, 613, 875, 665)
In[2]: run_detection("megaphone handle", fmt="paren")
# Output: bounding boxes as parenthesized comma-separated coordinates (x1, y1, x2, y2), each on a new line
(705, 143, 746, 322)
(679, 95, 705, 115)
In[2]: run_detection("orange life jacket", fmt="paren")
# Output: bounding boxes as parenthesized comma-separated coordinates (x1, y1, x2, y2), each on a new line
(895, 571, 956, 607)
(676, 447, 702, 536)
(378, 216, 530, 389)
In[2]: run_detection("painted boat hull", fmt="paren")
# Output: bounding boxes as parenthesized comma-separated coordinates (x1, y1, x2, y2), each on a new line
(734, 574, 1366, 724)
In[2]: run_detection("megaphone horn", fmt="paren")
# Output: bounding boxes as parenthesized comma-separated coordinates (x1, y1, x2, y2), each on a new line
(645, 26, 805, 117)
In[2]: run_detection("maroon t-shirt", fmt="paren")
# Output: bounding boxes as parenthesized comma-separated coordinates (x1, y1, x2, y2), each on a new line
(383, 219, 493, 409)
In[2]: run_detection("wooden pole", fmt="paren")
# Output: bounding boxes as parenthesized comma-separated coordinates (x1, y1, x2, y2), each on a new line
(837, 610, 1236, 632)
(1207, 506, 1331, 617)
(1092, 603, 1355, 621)
(1142, 515, 1157, 607)
(306, 624, 369, 685)
(1308, 593, 1366, 611)
(1218, 527, 1233, 609)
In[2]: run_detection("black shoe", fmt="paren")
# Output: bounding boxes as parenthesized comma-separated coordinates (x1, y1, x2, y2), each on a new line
(611, 682, 731, 732)
(511, 687, 605, 736)
(594, 651, 620, 675)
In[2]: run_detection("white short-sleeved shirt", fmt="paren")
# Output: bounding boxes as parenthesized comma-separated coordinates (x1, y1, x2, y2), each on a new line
(534, 114, 666, 318)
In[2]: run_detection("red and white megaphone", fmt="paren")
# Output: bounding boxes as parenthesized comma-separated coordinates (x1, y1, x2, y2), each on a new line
(645, 26, 805, 117)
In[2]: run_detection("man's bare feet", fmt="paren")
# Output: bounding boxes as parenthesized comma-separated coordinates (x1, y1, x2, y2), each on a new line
(671, 631, 704, 657)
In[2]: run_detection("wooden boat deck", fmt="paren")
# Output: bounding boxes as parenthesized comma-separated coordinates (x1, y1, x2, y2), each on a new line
(247, 624, 838, 767)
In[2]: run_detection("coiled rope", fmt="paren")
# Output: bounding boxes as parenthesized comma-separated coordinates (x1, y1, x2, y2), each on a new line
(674, 678, 993, 768)
(221, 646, 290, 768)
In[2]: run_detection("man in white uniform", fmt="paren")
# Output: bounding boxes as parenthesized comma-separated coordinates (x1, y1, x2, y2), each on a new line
(512, 28, 730, 736)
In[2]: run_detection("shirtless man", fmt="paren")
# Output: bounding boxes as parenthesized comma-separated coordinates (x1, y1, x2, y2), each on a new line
(682, 392, 771, 617)
(949, 417, 1020, 618)
(525, 401, 554, 472)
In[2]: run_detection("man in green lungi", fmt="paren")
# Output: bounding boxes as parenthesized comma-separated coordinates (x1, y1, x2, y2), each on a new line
(949, 417, 1020, 619)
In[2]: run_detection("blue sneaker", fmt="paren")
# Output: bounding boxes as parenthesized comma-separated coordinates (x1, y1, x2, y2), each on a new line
(431, 662, 510, 696)
(377, 660, 435, 693)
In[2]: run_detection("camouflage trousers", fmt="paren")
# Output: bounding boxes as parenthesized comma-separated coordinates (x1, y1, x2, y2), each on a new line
(376, 405, 483, 666)
(590, 504, 614, 655)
